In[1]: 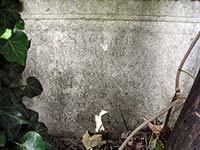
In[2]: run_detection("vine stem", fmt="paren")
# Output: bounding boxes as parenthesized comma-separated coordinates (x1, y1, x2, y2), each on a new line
(180, 69, 195, 79)
(118, 98, 185, 150)
(119, 31, 200, 150)
(163, 31, 200, 130)
(175, 31, 200, 93)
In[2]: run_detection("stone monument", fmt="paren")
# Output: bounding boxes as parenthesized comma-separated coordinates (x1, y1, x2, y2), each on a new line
(22, 0, 200, 137)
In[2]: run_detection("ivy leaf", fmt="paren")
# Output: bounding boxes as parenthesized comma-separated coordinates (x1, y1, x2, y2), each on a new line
(34, 122, 48, 136)
(0, 0, 23, 29)
(0, 18, 6, 36)
(0, 31, 29, 65)
(24, 77, 43, 98)
(0, 105, 29, 127)
(4, 125, 22, 141)
(148, 138, 157, 150)
(27, 110, 48, 136)
(155, 140, 164, 150)
(14, 20, 25, 30)
(18, 131, 45, 150)
(28, 110, 39, 125)
(0, 89, 29, 128)
(0, 131, 6, 147)
(11, 88, 30, 119)
(7, 64, 25, 82)
(0, 57, 25, 87)
(0, 28, 12, 40)
(0, 68, 11, 86)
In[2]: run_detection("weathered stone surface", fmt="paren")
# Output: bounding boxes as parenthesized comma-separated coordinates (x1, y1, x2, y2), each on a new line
(21, 0, 200, 137)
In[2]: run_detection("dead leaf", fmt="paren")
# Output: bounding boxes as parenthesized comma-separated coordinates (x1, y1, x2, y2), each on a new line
(148, 123, 164, 137)
(82, 130, 106, 150)
(121, 131, 131, 139)
(143, 117, 163, 137)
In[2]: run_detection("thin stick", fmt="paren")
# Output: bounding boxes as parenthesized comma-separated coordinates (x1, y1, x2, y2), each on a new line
(109, 101, 129, 131)
(162, 94, 177, 130)
(119, 105, 129, 131)
(118, 98, 185, 150)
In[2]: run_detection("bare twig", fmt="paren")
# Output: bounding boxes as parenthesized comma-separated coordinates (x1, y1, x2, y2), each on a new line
(109, 101, 129, 131)
(119, 105, 129, 131)
(162, 94, 177, 130)
(118, 98, 185, 150)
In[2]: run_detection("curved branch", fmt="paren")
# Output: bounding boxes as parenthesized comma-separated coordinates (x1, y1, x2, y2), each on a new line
(119, 31, 200, 150)
(163, 31, 200, 131)
(118, 98, 185, 150)
(175, 31, 200, 94)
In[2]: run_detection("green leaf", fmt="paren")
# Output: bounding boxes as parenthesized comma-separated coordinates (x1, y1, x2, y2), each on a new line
(0, 131, 6, 147)
(0, 0, 23, 29)
(148, 136, 157, 150)
(11, 89, 30, 119)
(14, 20, 25, 30)
(34, 122, 48, 136)
(1, 110, 28, 126)
(24, 77, 43, 98)
(27, 110, 48, 136)
(0, 28, 12, 40)
(0, 68, 11, 86)
(0, 18, 6, 36)
(155, 140, 164, 150)
(28, 110, 39, 125)
(7, 64, 25, 82)
(18, 131, 45, 150)
(0, 89, 29, 128)
(0, 56, 25, 87)
(0, 31, 29, 65)
(4, 125, 22, 141)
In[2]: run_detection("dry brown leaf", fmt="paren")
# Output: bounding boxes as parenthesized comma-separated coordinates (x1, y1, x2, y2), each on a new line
(143, 117, 163, 137)
(121, 131, 131, 139)
(82, 130, 106, 150)
(148, 122, 164, 136)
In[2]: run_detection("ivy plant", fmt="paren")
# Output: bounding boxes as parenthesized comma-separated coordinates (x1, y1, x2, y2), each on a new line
(0, 0, 53, 149)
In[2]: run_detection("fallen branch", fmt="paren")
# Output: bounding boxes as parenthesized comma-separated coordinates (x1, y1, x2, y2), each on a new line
(118, 98, 185, 150)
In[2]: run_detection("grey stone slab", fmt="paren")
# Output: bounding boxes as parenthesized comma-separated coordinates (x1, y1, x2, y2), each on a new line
(22, 0, 200, 137)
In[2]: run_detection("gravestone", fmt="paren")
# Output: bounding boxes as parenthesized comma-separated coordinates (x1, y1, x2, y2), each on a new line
(22, 0, 200, 137)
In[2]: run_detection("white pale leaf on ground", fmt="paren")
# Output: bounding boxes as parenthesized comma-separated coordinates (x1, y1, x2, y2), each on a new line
(95, 110, 108, 132)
